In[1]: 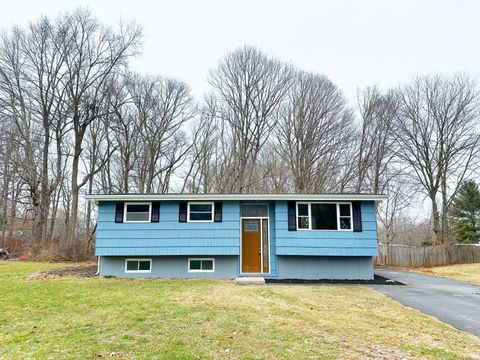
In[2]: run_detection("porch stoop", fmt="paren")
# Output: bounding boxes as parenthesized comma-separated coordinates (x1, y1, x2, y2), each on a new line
(234, 277, 265, 285)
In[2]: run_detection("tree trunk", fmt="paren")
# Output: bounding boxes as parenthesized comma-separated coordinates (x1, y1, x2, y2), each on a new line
(431, 199, 441, 244)
(66, 136, 82, 257)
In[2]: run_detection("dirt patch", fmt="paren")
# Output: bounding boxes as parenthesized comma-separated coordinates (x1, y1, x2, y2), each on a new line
(26, 264, 97, 280)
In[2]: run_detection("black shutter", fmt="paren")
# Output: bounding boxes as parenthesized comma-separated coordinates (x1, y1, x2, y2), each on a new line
(179, 202, 187, 222)
(214, 202, 222, 222)
(287, 201, 296, 231)
(352, 201, 362, 232)
(151, 202, 160, 222)
(115, 202, 124, 223)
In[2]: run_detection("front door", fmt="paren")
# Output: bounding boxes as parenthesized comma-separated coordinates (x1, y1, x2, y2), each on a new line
(241, 218, 269, 273)
(241, 219, 261, 273)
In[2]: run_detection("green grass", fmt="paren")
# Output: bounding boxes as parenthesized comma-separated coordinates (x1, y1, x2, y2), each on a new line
(412, 263, 480, 286)
(1, 262, 479, 359)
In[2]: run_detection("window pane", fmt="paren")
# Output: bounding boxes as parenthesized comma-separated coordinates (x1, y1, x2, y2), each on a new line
(340, 217, 351, 230)
(244, 221, 258, 232)
(189, 212, 212, 221)
(339, 204, 350, 217)
(190, 260, 201, 270)
(190, 204, 212, 212)
(311, 204, 337, 230)
(126, 212, 150, 222)
(201, 260, 213, 270)
(126, 261, 138, 271)
(262, 219, 269, 271)
(138, 261, 151, 271)
(298, 216, 309, 229)
(297, 204, 308, 216)
(127, 204, 150, 213)
(241, 204, 268, 217)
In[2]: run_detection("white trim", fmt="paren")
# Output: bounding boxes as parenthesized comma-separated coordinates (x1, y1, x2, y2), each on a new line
(124, 258, 152, 273)
(124, 202, 152, 223)
(188, 258, 215, 272)
(337, 202, 353, 231)
(187, 202, 214, 222)
(296, 201, 353, 231)
(85, 193, 388, 203)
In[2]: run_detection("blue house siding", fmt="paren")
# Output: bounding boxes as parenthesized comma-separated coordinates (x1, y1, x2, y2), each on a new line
(96, 201, 240, 256)
(93, 197, 380, 279)
(274, 201, 378, 257)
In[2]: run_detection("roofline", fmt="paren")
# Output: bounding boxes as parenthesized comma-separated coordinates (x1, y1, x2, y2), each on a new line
(84, 193, 388, 203)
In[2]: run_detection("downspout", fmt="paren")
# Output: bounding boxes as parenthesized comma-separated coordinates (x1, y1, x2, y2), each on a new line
(96, 255, 101, 275)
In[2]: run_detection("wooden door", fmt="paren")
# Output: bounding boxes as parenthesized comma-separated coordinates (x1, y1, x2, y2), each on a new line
(241, 219, 261, 273)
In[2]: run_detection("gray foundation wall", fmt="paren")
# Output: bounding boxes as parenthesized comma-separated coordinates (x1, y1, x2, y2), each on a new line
(99, 255, 238, 279)
(277, 256, 374, 280)
(99, 255, 374, 280)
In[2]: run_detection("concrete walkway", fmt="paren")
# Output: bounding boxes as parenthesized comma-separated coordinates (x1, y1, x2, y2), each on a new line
(374, 269, 480, 336)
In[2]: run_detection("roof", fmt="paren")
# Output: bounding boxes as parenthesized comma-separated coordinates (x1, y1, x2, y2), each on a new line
(84, 193, 388, 203)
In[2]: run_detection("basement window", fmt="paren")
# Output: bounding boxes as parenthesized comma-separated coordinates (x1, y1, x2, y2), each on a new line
(188, 258, 215, 272)
(125, 259, 152, 273)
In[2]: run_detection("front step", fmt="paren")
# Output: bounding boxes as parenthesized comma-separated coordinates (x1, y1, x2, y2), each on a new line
(234, 277, 265, 285)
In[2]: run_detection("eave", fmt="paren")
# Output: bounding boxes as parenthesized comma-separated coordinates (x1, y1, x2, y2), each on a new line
(84, 193, 388, 203)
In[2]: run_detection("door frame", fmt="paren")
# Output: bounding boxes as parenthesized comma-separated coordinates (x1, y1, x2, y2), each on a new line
(239, 203, 271, 275)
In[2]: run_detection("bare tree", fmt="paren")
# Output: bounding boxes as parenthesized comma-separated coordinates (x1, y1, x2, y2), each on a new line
(377, 174, 415, 264)
(128, 74, 195, 193)
(276, 71, 354, 193)
(181, 103, 218, 193)
(395, 74, 480, 242)
(356, 87, 398, 194)
(0, 16, 71, 251)
(207, 46, 293, 192)
(62, 9, 142, 251)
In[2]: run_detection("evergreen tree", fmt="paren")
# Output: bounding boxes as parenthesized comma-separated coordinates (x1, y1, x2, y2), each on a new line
(449, 180, 480, 243)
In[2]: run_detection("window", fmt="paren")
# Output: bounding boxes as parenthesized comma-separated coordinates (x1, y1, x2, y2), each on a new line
(188, 202, 214, 222)
(338, 203, 352, 230)
(297, 203, 309, 229)
(125, 259, 152, 273)
(188, 258, 214, 272)
(124, 202, 151, 223)
(240, 204, 268, 217)
(243, 221, 259, 232)
(296, 202, 352, 231)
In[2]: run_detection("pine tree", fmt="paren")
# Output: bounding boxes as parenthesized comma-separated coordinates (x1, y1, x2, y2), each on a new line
(449, 180, 480, 243)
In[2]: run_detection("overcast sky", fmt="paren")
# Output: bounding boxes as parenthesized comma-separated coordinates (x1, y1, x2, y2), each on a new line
(1, 0, 479, 104)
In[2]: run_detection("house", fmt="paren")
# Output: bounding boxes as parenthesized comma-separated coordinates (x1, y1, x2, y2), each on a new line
(85, 193, 387, 280)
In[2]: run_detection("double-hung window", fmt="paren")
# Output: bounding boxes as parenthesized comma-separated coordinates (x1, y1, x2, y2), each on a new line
(188, 202, 214, 222)
(296, 202, 352, 231)
(124, 202, 151, 223)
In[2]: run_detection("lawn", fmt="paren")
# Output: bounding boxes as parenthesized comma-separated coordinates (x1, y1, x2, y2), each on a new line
(1, 262, 479, 359)
(411, 263, 480, 286)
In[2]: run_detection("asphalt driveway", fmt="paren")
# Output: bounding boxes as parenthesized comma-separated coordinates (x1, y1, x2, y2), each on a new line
(374, 269, 480, 336)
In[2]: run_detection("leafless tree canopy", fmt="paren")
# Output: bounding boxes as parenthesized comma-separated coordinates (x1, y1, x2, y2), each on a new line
(276, 71, 354, 193)
(0, 10, 479, 258)
(395, 74, 480, 242)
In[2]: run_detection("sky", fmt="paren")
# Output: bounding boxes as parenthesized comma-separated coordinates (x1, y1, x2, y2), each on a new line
(1, 0, 479, 105)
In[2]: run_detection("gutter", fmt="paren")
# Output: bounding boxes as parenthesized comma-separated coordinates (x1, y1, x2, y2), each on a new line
(85, 193, 389, 203)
